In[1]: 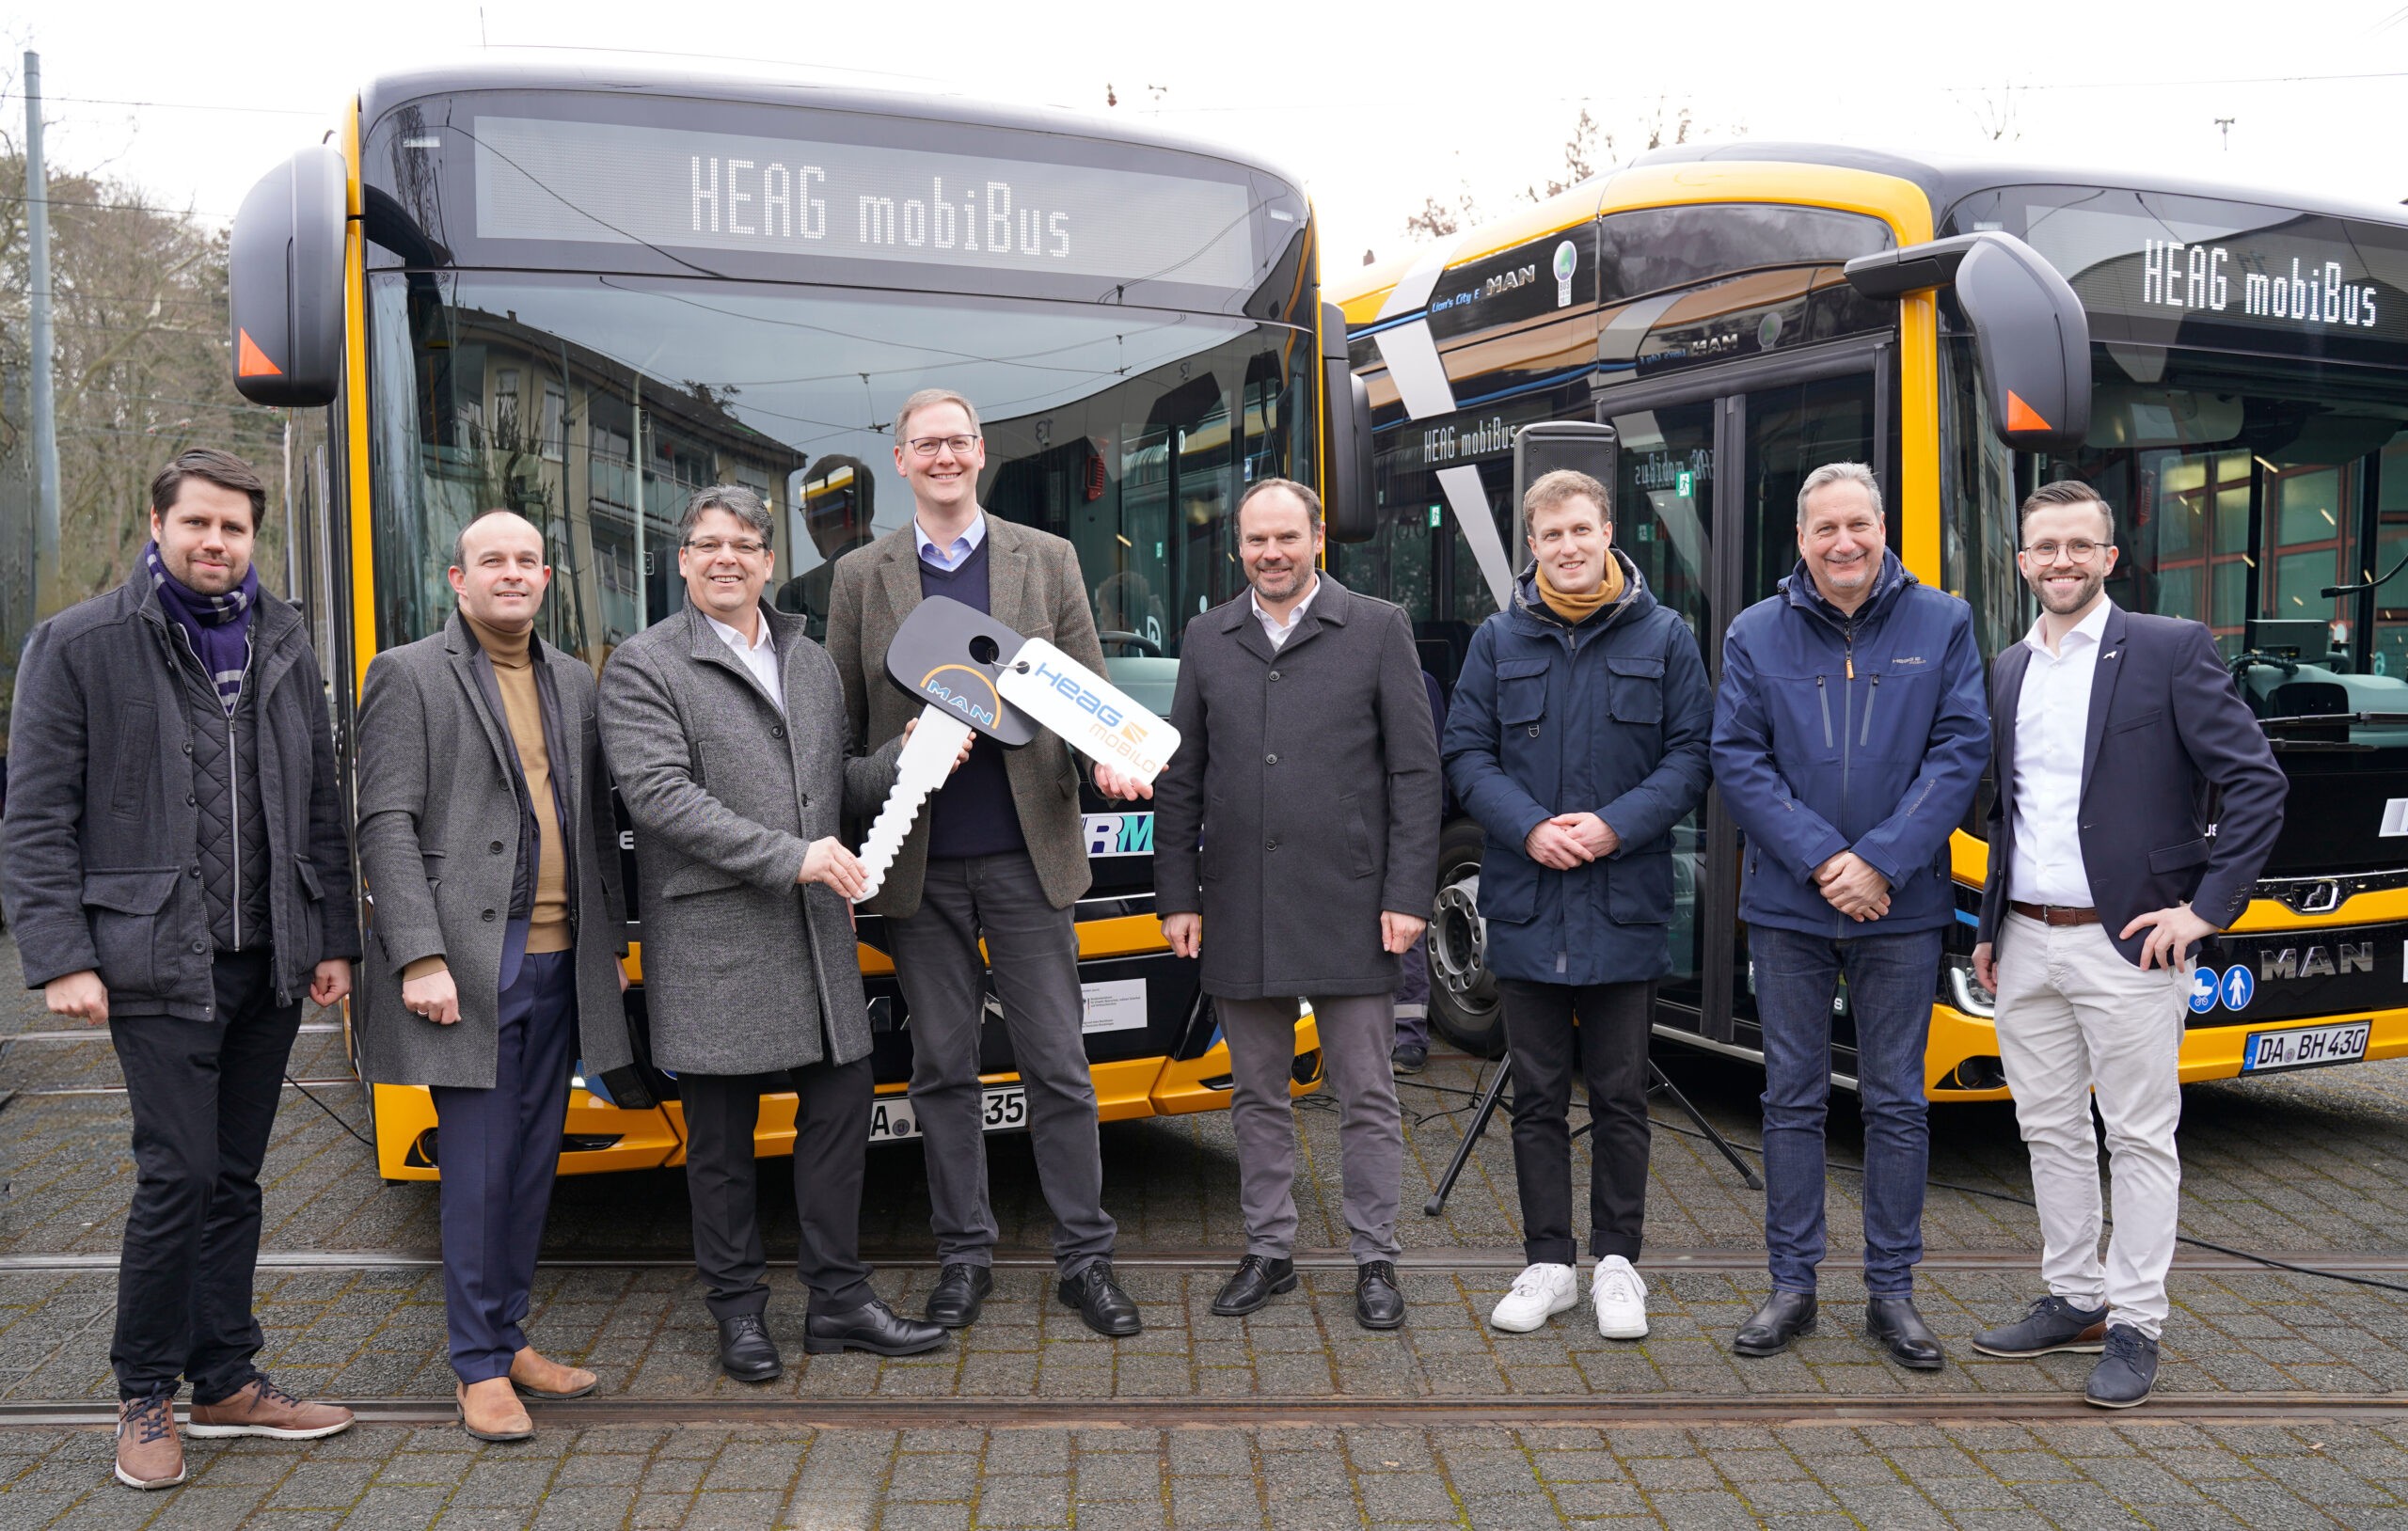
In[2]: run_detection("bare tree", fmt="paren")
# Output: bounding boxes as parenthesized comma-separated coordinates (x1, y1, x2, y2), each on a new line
(1526, 106, 1606, 202)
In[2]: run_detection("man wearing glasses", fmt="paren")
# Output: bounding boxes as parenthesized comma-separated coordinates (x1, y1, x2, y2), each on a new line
(600, 485, 951, 1381)
(1969, 481, 2284, 1409)
(827, 389, 1149, 1338)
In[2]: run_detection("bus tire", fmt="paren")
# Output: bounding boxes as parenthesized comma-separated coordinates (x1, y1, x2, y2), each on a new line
(1428, 818, 1506, 1059)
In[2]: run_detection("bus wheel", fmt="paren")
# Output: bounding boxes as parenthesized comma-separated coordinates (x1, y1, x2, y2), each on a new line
(1428, 819, 1505, 1058)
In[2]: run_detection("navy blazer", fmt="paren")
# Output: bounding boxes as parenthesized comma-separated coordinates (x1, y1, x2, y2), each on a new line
(1975, 604, 2287, 966)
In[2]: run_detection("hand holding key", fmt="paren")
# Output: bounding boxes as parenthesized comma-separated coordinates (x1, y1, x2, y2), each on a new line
(799, 836, 869, 900)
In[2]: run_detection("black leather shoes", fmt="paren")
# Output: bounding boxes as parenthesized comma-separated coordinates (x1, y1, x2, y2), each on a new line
(716, 1313, 782, 1382)
(1733, 1290, 1818, 1357)
(1866, 1296, 1945, 1370)
(1211, 1255, 1296, 1318)
(1056, 1261, 1142, 1337)
(804, 1298, 948, 1357)
(1355, 1260, 1406, 1331)
(925, 1263, 994, 1329)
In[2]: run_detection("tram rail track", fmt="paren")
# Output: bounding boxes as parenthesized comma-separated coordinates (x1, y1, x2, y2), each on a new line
(4, 1389, 2403, 1429)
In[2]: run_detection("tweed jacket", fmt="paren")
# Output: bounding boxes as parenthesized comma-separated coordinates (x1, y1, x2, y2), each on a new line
(598, 601, 902, 1075)
(824, 515, 1110, 919)
(352, 614, 630, 1090)
(1152, 577, 1444, 999)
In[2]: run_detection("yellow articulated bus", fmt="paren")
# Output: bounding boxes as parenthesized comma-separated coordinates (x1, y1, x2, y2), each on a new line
(1335, 143, 2408, 1100)
(228, 60, 1370, 1178)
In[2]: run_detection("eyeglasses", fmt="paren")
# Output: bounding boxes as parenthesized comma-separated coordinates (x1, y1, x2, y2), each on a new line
(2021, 539, 2109, 564)
(906, 434, 979, 458)
(684, 537, 768, 559)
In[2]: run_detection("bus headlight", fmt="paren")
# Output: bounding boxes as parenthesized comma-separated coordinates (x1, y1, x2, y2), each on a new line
(1944, 957, 1997, 1019)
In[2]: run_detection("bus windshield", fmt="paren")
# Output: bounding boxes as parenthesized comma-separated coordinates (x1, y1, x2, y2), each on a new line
(366, 271, 1314, 665)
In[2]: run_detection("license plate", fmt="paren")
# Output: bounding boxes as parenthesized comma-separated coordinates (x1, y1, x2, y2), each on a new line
(2240, 1020, 2371, 1074)
(866, 1085, 1026, 1143)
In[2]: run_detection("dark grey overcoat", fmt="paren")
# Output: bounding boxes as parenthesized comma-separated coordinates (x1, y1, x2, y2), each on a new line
(597, 601, 900, 1076)
(353, 616, 630, 1090)
(1152, 577, 1444, 999)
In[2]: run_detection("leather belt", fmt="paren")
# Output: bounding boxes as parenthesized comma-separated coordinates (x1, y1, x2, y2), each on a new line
(2011, 901, 2099, 927)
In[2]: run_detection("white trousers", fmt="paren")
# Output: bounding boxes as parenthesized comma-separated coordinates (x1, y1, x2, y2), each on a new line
(1991, 911, 2189, 1338)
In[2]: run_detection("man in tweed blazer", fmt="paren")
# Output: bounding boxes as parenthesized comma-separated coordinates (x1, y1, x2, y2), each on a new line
(600, 485, 949, 1380)
(355, 508, 630, 1441)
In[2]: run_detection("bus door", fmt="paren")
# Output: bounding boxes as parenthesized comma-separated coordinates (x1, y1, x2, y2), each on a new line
(1599, 342, 1888, 1058)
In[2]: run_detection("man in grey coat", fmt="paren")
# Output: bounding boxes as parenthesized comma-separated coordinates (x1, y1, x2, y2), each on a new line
(1153, 479, 1442, 1330)
(601, 485, 950, 1380)
(354, 508, 631, 1441)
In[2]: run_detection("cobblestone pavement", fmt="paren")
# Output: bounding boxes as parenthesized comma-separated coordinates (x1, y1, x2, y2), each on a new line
(6, 931, 2408, 1526)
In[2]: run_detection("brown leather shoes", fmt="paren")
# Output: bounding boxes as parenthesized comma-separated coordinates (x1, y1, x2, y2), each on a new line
(456, 1378, 534, 1442)
(509, 1347, 597, 1400)
(114, 1394, 184, 1490)
(185, 1376, 354, 1440)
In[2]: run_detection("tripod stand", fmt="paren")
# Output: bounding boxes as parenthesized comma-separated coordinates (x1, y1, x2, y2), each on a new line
(1422, 1052, 1761, 1218)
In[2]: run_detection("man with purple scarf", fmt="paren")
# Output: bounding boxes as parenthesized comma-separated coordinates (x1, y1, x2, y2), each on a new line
(3, 449, 359, 1490)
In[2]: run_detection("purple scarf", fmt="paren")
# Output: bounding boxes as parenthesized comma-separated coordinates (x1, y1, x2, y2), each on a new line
(145, 540, 259, 714)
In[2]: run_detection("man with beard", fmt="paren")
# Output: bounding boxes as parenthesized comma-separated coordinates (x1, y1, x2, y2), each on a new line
(3, 449, 358, 1488)
(1969, 481, 2284, 1409)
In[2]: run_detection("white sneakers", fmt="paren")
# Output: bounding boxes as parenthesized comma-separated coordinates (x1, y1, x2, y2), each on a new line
(1488, 1258, 1649, 1338)
(1489, 1263, 1577, 1332)
(1591, 1255, 1649, 1339)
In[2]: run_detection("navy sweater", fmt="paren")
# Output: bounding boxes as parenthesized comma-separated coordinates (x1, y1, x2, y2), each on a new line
(920, 536, 1030, 860)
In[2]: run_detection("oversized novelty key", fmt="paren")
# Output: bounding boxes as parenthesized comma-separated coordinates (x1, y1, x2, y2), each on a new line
(853, 598, 1043, 904)
(852, 597, 1181, 903)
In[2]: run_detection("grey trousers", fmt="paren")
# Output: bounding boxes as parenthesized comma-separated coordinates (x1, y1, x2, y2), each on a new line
(1218, 992, 1403, 1263)
(889, 850, 1117, 1276)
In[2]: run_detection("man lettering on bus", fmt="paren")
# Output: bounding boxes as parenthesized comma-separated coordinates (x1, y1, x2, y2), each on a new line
(1443, 470, 1712, 1340)
(2, 449, 359, 1489)
(826, 388, 1149, 1338)
(601, 485, 952, 1381)
(1969, 481, 2283, 1409)
(1152, 479, 1441, 1330)
(1709, 462, 1988, 1369)
(351, 508, 632, 1441)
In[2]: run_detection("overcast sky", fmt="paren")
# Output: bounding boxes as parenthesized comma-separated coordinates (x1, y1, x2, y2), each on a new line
(10, 0, 2408, 275)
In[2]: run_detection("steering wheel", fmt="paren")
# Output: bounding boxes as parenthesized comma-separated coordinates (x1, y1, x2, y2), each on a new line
(1097, 629, 1164, 657)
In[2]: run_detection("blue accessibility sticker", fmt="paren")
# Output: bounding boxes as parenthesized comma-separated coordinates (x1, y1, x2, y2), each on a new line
(2219, 963, 2256, 1012)
(2188, 967, 2220, 1015)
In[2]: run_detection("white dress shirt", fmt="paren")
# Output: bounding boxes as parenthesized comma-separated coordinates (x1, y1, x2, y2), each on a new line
(2008, 596, 2114, 908)
(913, 511, 987, 572)
(1249, 574, 1322, 650)
(705, 609, 783, 710)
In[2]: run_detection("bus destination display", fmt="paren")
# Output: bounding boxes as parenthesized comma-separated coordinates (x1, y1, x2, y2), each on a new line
(471, 116, 1259, 289)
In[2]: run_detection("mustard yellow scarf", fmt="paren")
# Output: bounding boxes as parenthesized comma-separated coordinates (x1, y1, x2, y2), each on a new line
(1535, 556, 1624, 624)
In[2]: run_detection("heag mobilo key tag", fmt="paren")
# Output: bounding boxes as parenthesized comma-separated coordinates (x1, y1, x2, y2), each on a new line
(884, 594, 1040, 746)
(996, 637, 1181, 782)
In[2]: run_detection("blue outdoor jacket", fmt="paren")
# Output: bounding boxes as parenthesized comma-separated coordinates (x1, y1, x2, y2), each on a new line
(1443, 557, 1713, 986)
(1711, 550, 1989, 939)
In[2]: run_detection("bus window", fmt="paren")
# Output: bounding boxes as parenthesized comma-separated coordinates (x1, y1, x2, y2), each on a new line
(1740, 374, 1879, 607)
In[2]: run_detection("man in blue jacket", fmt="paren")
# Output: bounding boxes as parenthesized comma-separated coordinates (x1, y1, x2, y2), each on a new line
(1444, 470, 1712, 1340)
(1710, 462, 1988, 1368)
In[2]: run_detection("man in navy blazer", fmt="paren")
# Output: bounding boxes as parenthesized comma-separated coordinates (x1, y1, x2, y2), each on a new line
(1969, 480, 2285, 1410)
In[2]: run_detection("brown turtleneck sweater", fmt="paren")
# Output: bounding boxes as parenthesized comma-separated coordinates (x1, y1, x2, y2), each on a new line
(402, 612, 571, 984)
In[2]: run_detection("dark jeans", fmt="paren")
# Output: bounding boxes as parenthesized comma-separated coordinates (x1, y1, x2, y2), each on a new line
(107, 949, 302, 1401)
(429, 950, 574, 1383)
(681, 1055, 876, 1318)
(1501, 979, 1655, 1265)
(1748, 923, 1941, 1298)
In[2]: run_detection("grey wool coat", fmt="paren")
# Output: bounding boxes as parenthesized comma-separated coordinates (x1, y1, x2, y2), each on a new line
(597, 601, 902, 1076)
(1152, 577, 1444, 1000)
(823, 517, 1109, 919)
(352, 615, 630, 1090)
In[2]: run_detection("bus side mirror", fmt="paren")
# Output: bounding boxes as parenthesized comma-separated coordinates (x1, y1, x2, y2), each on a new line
(1511, 420, 1618, 556)
(230, 148, 347, 408)
(1323, 301, 1377, 542)
(1844, 231, 2090, 455)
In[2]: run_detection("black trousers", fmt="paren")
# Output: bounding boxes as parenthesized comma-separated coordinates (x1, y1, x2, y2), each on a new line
(429, 950, 575, 1383)
(1499, 978, 1656, 1266)
(681, 1056, 874, 1318)
(107, 949, 302, 1401)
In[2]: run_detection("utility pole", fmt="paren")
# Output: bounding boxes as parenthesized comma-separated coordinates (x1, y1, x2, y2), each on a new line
(24, 50, 62, 616)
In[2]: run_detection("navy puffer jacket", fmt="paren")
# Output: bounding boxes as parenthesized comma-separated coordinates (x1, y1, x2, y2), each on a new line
(1443, 555, 1713, 986)
(1710, 551, 1989, 939)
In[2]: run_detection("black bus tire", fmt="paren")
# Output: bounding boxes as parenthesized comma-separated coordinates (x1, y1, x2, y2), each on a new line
(1427, 818, 1506, 1059)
